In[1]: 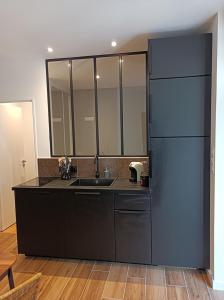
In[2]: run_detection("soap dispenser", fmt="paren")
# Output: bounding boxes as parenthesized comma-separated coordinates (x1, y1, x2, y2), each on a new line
(104, 166, 110, 178)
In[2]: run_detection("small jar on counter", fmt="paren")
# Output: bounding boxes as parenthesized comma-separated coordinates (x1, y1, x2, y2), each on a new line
(104, 166, 110, 178)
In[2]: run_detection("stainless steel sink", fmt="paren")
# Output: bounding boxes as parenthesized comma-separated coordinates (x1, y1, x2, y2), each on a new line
(70, 178, 115, 187)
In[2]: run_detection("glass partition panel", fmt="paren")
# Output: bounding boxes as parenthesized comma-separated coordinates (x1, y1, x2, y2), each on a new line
(97, 56, 121, 155)
(47, 52, 147, 157)
(48, 60, 73, 156)
(122, 54, 147, 155)
(72, 59, 96, 155)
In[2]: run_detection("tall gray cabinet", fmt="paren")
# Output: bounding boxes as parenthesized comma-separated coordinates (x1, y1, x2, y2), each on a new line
(149, 34, 211, 268)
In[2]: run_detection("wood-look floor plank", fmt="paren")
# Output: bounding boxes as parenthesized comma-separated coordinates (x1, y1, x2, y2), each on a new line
(93, 261, 111, 272)
(102, 263, 128, 299)
(147, 266, 165, 285)
(202, 272, 224, 300)
(167, 286, 189, 300)
(128, 264, 147, 278)
(146, 283, 167, 300)
(79, 270, 108, 300)
(13, 255, 49, 273)
(165, 268, 186, 286)
(124, 277, 146, 300)
(146, 266, 167, 300)
(3, 224, 17, 234)
(210, 290, 224, 300)
(60, 260, 95, 300)
(0, 234, 17, 254)
(37, 259, 78, 299)
(184, 269, 210, 300)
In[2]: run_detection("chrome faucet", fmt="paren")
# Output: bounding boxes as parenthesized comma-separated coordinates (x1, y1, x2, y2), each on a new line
(94, 154, 100, 178)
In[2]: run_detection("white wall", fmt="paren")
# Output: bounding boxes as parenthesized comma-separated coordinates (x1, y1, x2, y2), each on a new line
(20, 102, 38, 179)
(0, 58, 50, 157)
(208, 10, 224, 290)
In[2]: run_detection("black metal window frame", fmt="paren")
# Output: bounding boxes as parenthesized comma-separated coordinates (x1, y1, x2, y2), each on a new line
(46, 51, 149, 158)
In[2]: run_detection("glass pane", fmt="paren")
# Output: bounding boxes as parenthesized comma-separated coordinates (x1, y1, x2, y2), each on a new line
(72, 59, 96, 155)
(122, 54, 147, 155)
(97, 56, 121, 155)
(48, 60, 73, 156)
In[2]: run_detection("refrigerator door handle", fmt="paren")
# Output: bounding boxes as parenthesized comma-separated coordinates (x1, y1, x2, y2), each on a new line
(149, 93, 152, 124)
(149, 150, 152, 178)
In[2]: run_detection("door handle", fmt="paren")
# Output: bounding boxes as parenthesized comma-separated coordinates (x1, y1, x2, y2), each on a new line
(21, 160, 27, 167)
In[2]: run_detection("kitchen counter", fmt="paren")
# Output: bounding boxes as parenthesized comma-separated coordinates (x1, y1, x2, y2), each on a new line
(12, 177, 149, 191)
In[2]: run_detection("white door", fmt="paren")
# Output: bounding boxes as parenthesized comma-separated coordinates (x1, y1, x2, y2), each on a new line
(0, 102, 37, 231)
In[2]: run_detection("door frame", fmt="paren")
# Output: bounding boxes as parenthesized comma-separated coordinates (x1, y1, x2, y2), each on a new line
(0, 99, 38, 177)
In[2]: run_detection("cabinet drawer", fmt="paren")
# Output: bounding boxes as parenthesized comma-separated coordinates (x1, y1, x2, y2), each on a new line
(115, 192, 150, 211)
(115, 210, 151, 264)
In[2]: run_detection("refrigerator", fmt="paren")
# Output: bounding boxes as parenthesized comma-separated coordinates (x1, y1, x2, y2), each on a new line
(149, 34, 211, 268)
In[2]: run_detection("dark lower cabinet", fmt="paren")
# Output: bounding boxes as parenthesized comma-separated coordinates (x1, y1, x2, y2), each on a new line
(115, 210, 151, 264)
(15, 188, 151, 264)
(15, 189, 115, 261)
(15, 189, 66, 257)
(66, 190, 115, 261)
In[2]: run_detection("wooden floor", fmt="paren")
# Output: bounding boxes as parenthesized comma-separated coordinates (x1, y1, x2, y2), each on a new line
(0, 225, 223, 300)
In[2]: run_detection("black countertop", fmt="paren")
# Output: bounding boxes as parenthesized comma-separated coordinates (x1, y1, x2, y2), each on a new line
(12, 177, 149, 191)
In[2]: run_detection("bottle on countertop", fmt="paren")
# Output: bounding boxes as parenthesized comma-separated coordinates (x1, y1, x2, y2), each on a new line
(104, 166, 110, 178)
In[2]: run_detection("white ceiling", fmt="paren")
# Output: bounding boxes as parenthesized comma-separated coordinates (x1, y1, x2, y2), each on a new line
(0, 0, 223, 59)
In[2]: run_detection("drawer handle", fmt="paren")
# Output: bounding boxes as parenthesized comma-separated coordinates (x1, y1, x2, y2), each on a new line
(32, 191, 51, 195)
(121, 200, 145, 203)
(116, 210, 148, 214)
(118, 193, 146, 197)
(74, 192, 101, 195)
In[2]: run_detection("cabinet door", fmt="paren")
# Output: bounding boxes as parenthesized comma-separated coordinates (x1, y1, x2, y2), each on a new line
(67, 191, 115, 260)
(149, 34, 212, 79)
(115, 211, 151, 264)
(15, 189, 66, 257)
(150, 137, 210, 268)
(150, 76, 211, 137)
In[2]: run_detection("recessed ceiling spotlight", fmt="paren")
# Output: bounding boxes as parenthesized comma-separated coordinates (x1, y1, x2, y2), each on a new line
(111, 41, 117, 47)
(47, 47, 54, 53)
(96, 75, 100, 79)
